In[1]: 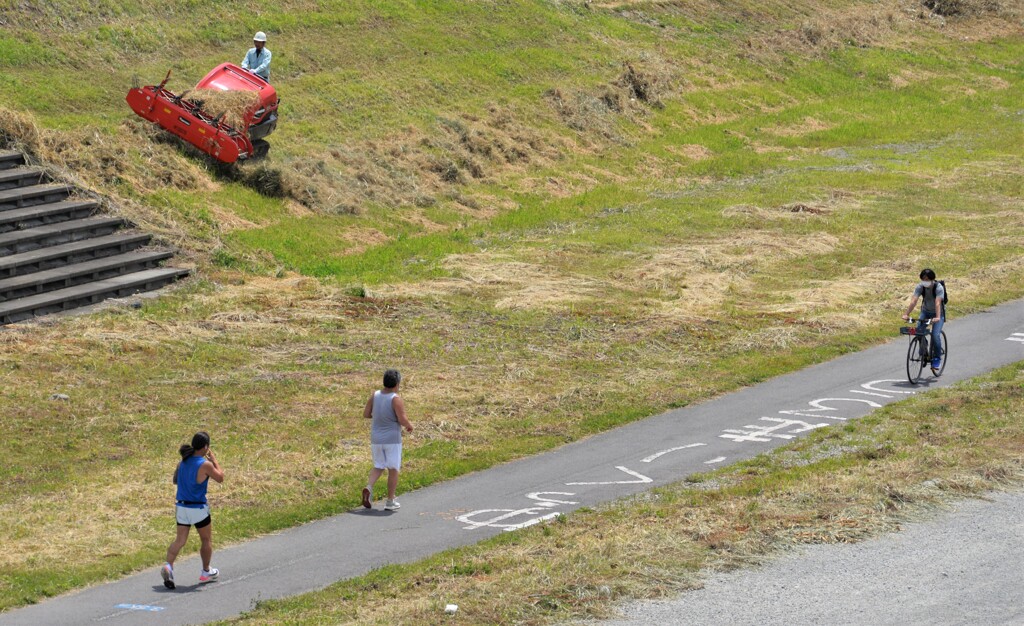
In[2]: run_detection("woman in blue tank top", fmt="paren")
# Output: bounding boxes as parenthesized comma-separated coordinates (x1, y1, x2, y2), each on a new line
(159, 431, 225, 589)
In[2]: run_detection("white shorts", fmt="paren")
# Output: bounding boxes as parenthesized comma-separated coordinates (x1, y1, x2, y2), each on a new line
(175, 504, 211, 527)
(371, 443, 402, 470)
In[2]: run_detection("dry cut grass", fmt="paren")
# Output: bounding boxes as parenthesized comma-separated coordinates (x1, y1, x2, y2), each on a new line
(222, 362, 1024, 625)
(182, 89, 263, 128)
(0, 107, 215, 255)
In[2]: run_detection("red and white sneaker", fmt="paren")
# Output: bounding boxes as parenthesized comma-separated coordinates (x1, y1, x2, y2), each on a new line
(160, 563, 175, 589)
(198, 568, 219, 584)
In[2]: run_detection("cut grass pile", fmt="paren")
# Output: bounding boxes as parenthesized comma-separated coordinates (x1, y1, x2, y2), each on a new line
(218, 361, 1024, 625)
(181, 89, 263, 129)
(0, 0, 1021, 614)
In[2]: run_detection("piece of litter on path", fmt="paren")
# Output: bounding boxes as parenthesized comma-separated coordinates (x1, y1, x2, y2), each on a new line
(445, 603, 458, 614)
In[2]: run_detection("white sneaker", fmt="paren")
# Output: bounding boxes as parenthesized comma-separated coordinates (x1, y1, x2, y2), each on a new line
(160, 563, 175, 589)
(384, 499, 401, 511)
(198, 567, 219, 584)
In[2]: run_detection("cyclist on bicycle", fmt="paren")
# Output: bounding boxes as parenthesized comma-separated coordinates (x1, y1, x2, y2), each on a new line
(902, 268, 945, 372)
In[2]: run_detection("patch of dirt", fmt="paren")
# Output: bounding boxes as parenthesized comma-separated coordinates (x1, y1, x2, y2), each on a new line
(285, 199, 315, 218)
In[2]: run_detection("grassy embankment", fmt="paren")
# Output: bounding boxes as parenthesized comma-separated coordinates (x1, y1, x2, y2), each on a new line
(217, 362, 1024, 624)
(0, 0, 1022, 613)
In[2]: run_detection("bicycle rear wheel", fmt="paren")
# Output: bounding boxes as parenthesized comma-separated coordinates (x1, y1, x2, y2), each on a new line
(906, 336, 925, 384)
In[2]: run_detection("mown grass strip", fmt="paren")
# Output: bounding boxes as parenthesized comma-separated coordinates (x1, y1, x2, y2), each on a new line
(218, 361, 1024, 625)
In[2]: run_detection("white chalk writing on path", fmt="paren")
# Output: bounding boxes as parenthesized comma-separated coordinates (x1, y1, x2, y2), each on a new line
(566, 466, 653, 486)
(720, 417, 829, 443)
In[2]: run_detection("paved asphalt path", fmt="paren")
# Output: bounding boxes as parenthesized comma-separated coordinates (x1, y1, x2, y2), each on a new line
(3, 300, 1021, 625)
(593, 489, 1024, 626)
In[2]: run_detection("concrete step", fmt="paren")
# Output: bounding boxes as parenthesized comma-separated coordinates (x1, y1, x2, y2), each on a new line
(0, 217, 126, 257)
(0, 151, 24, 170)
(0, 267, 190, 324)
(0, 232, 151, 279)
(0, 166, 45, 191)
(0, 200, 99, 234)
(0, 249, 174, 301)
(0, 183, 72, 211)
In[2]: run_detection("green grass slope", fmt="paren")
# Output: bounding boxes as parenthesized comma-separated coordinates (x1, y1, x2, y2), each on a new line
(0, 0, 1022, 613)
(0, 0, 1012, 268)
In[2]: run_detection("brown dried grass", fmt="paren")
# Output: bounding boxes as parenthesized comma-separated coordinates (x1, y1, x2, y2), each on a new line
(765, 116, 834, 137)
(2, 97, 565, 243)
(889, 67, 939, 89)
(182, 88, 262, 128)
(665, 144, 713, 161)
(924, 0, 1010, 16)
(376, 252, 609, 310)
(0, 107, 219, 253)
(736, 3, 906, 61)
(229, 363, 1024, 625)
(544, 60, 673, 144)
(724, 189, 861, 221)
(626, 232, 842, 318)
(247, 105, 561, 214)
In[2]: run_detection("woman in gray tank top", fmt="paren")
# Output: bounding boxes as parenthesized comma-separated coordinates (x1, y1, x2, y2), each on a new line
(361, 369, 413, 510)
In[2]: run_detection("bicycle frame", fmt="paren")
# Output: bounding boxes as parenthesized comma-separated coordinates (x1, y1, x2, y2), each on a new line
(901, 322, 947, 384)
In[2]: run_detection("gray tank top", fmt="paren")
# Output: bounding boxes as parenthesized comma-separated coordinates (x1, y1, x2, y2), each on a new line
(370, 390, 401, 444)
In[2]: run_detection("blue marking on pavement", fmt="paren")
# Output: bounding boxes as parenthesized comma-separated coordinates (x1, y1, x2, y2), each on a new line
(115, 603, 165, 612)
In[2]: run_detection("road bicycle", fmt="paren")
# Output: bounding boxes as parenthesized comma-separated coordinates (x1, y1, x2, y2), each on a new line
(900, 319, 947, 384)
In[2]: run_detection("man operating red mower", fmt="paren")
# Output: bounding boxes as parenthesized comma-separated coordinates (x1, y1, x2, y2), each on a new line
(126, 40, 279, 164)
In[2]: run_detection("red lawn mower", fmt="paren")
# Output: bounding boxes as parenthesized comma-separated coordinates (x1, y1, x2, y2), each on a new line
(127, 63, 279, 163)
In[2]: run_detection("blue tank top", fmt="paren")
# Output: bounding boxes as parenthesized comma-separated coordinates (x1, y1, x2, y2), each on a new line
(175, 455, 209, 508)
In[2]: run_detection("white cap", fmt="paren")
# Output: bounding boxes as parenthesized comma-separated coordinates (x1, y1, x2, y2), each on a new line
(253, 31, 267, 42)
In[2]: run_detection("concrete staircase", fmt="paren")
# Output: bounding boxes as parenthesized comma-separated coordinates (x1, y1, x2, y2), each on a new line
(0, 149, 189, 325)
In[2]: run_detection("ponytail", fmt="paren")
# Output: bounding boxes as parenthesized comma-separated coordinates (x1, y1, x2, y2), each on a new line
(175, 432, 209, 483)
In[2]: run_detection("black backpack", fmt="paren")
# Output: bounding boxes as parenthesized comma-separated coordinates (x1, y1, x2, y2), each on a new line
(926, 280, 948, 308)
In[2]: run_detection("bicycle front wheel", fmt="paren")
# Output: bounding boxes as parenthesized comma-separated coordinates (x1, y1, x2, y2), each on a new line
(907, 336, 925, 384)
(935, 330, 947, 377)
